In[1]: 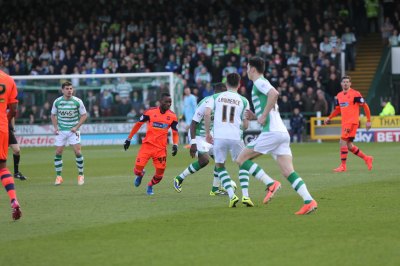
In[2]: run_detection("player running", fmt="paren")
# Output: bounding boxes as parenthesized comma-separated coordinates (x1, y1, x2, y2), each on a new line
(324, 75, 373, 172)
(124, 93, 179, 195)
(204, 73, 250, 207)
(173, 83, 232, 196)
(236, 56, 317, 215)
(0, 51, 22, 220)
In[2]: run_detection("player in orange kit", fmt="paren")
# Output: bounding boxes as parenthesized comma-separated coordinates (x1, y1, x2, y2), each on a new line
(0, 51, 22, 220)
(324, 76, 373, 172)
(124, 93, 179, 195)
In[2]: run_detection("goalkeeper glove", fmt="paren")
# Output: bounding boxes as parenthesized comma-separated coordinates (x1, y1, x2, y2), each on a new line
(172, 144, 178, 156)
(124, 139, 131, 151)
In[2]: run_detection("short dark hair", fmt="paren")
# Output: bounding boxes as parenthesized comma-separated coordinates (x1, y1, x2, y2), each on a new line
(226, 73, 240, 88)
(161, 92, 171, 99)
(214, 83, 227, 93)
(248, 56, 265, 74)
(341, 75, 351, 82)
(61, 81, 72, 89)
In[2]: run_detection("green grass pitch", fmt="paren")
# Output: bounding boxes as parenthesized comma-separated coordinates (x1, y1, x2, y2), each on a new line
(0, 142, 399, 266)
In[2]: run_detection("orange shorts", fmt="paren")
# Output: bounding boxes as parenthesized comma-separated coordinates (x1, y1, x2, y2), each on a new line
(135, 143, 167, 170)
(341, 123, 358, 141)
(0, 130, 9, 161)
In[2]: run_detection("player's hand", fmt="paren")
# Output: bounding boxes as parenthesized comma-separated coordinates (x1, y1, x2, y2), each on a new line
(366, 121, 371, 131)
(206, 133, 213, 144)
(172, 144, 178, 156)
(124, 139, 131, 151)
(257, 115, 267, 126)
(70, 127, 78, 133)
(190, 144, 197, 158)
(245, 110, 256, 120)
(324, 118, 330, 125)
(55, 129, 59, 135)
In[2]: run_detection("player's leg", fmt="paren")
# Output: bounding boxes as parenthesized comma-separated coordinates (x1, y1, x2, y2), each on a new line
(174, 152, 209, 192)
(54, 132, 68, 185)
(334, 124, 352, 172)
(72, 143, 84, 185)
(230, 140, 253, 206)
(276, 155, 317, 215)
(1, 131, 21, 220)
(214, 139, 238, 207)
(69, 131, 84, 185)
(207, 146, 226, 195)
(347, 125, 373, 170)
(133, 145, 151, 187)
(174, 138, 211, 192)
(236, 136, 277, 192)
(147, 148, 167, 195)
(9, 130, 27, 180)
(334, 138, 348, 172)
(10, 143, 27, 180)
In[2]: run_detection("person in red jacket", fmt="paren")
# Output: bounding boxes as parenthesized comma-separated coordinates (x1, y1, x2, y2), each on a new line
(324, 76, 373, 172)
(124, 93, 179, 195)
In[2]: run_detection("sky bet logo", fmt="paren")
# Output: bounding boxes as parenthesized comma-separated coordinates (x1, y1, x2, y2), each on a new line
(152, 122, 168, 129)
(355, 131, 374, 142)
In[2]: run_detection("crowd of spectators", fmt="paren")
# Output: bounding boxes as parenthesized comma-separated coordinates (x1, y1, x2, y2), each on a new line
(1, 0, 399, 130)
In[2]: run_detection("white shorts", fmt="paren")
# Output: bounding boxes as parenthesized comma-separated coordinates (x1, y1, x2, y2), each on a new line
(55, 131, 81, 146)
(213, 139, 244, 163)
(247, 131, 292, 159)
(195, 136, 213, 153)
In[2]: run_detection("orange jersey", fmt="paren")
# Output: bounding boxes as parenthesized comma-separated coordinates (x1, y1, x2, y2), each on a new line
(333, 88, 366, 125)
(0, 70, 18, 132)
(134, 107, 178, 149)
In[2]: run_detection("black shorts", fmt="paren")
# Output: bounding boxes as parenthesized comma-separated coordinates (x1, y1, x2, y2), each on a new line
(9, 129, 18, 145)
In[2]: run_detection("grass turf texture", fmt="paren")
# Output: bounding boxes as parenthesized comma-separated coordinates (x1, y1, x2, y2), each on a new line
(0, 143, 399, 266)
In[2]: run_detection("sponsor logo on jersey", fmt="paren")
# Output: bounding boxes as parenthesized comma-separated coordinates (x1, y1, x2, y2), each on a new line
(152, 122, 169, 129)
(340, 102, 349, 107)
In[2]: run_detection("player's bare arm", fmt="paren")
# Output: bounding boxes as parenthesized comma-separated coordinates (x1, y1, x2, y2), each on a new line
(363, 103, 372, 131)
(189, 120, 198, 158)
(258, 88, 279, 126)
(51, 113, 59, 134)
(245, 109, 257, 120)
(71, 113, 87, 133)
(204, 107, 213, 144)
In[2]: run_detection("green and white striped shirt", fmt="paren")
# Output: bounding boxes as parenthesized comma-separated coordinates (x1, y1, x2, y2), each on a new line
(51, 96, 87, 131)
(192, 96, 211, 137)
(252, 77, 287, 133)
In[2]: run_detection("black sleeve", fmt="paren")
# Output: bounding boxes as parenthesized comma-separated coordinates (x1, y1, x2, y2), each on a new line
(334, 98, 339, 107)
(138, 114, 150, 122)
(171, 121, 178, 131)
(353, 97, 365, 104)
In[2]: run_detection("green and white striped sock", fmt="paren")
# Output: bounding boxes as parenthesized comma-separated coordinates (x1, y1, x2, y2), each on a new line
(287, 172, 313, 203)
(239, 169, 250, 197)
(241, 160, 274, 186)
(76, 154, 84, 175)
(211, 166, 220, 192)
(54, 155, 63, 176)
(217, 167, 234, 198)
(178, 161, 201, 181)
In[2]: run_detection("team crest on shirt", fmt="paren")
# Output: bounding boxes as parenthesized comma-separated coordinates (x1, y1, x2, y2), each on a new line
(167, 116, 170, 120)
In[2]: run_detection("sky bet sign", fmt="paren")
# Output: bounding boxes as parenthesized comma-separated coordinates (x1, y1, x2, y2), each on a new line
(355, 129, 400, 142)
